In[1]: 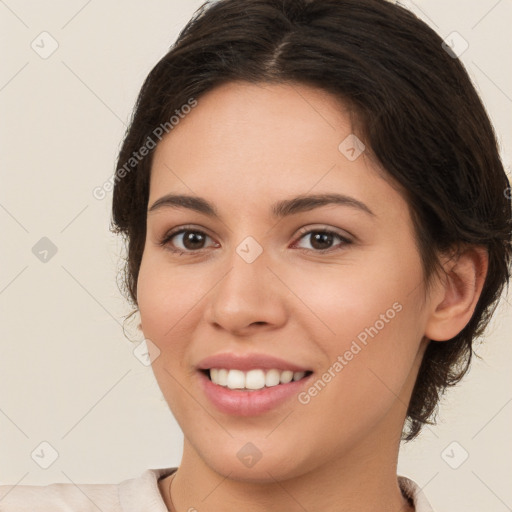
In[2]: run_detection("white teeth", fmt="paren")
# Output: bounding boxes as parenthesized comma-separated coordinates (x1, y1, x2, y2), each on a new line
(208, 368, 309, 389)
(226, 369, 245, 389)
(217, 368, 228, 386)
(280, 370, 293, 384)
(293, 371, 306, 381)
(245, 369, 266, 390)
(265, 369, 281, 387)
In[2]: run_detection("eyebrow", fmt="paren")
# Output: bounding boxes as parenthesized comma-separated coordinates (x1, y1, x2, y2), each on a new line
(147, 192, 375, 219)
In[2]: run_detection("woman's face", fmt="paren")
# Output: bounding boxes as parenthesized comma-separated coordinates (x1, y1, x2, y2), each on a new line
(137, 81, 432, 480)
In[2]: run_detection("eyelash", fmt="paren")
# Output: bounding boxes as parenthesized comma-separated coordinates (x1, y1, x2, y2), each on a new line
(158, 225, 353, 256)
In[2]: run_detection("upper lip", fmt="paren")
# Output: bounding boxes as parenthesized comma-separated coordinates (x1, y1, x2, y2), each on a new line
(197, 353, 311, 372)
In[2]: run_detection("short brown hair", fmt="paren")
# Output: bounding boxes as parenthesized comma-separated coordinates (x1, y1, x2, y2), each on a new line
(111, 0, 512, 440)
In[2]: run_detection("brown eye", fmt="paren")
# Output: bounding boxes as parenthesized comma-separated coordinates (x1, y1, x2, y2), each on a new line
(179, 230, 208, 250)
(160, 228, 216, 254)
(294, 228, 352, 253)
(309, 232, 335, 250)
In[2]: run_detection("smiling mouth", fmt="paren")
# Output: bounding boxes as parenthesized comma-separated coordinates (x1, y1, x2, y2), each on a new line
(201, 368, 314, 391)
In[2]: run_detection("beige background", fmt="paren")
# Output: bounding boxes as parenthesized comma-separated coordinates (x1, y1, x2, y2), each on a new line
(0, 1, 511, 510)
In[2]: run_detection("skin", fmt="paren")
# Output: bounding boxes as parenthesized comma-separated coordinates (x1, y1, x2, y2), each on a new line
(136, 81, 488, 512)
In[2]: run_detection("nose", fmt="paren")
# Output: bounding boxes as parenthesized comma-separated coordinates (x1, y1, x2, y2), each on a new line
(204, 246, 288, 336)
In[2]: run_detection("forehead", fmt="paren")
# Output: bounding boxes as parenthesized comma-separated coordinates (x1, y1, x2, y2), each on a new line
(148, 81, 404, 223)
(152, 80, 354, 168)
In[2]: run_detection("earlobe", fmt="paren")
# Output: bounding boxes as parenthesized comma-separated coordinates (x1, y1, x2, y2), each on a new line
(424, 246, 488, 342)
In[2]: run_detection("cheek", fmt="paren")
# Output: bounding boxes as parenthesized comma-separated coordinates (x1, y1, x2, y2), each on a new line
(289, 250, 421, 347)
(137, 253, 203, 345)
(289, 251, 425, 407)
(136, 256, 197, 417)
(291, 305, 423, 458)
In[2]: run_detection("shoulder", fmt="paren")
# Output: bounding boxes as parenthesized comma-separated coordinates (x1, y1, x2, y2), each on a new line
(0, 480, 120, 512)
(398, 475, 436, 512)
(0, 468, 177, 512)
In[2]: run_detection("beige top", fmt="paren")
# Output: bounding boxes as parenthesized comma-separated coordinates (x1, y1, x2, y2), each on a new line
(0, 468, 434, 511)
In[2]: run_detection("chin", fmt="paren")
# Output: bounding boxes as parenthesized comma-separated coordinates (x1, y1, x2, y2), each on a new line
(193, 436, 315, 483)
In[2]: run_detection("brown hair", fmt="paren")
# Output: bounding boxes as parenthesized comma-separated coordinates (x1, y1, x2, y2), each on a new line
(111, 0, 512, 440)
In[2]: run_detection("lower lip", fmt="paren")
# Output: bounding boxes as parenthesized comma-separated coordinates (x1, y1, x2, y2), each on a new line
(198, 371, 313, 416)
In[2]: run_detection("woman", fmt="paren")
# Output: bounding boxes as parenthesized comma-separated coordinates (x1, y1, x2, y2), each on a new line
(1, 0, 510, 510)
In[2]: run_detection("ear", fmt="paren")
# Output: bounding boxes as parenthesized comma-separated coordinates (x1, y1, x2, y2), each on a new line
(424, 245, 489, 342)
